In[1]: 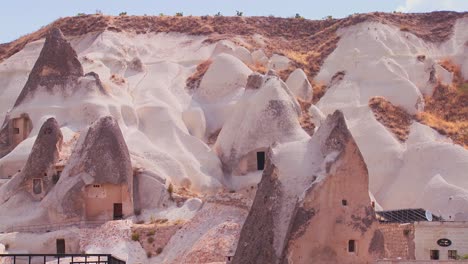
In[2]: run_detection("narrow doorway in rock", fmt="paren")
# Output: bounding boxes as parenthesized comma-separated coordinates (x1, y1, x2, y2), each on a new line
(257, 151, 265, 170)
(113, 203, 123, 220)
(56, 239, 65, 254)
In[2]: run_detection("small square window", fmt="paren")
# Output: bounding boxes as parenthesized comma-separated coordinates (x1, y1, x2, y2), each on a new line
(430, 250, 439, 260)
(448, 250, 457, 260)
(348, 240, 356, 253)
(13, 127, 20, 134)
(342, 199, 348, 206)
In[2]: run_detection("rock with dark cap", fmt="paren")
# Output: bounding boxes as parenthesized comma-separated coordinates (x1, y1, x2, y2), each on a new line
(232, 110, 383, 264)
(14, 28, 84, 107)
(0, 117, 63, 202)
(42, 116, 133, 219)
(66, 116, 132, 185)
(246, 73, 264, 90)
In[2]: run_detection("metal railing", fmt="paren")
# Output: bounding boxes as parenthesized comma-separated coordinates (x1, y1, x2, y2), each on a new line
(0, 254, 125, 264)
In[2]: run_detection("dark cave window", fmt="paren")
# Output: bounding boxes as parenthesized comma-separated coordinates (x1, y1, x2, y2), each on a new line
(348, 240, 356, 253)
(257, 151, 265, 170)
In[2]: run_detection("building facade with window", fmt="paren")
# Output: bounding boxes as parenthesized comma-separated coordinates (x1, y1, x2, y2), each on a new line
(414, 221, 468, 261)
(377, 209, 468, 261)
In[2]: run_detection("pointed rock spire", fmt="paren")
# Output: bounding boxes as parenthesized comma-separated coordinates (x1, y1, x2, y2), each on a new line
(67, 116, 132, 185)
(232, 110, 384, 264)
(14, 28, 84, 107)
(42, 116, 133, 219)
(0, 117, 62, 202)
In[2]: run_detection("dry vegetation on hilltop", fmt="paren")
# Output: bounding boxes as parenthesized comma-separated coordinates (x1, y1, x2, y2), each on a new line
(369, 58, 467, 148)
(298, 99, 316, 136)
(1, 12, 466, 78)
(416, 59, 468, 148)
(1, 12, 466, 146)
(186, 59, 212, 90)
(132, 219, 185, 258)
(369, 97, 413, 142)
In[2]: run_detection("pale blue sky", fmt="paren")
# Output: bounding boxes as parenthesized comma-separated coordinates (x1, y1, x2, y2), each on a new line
(1, 0, 467, 43)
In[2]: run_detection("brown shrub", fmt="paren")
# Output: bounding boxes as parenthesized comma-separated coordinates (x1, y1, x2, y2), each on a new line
(417, 82, 468, 148)
(298, 99, 315, 136)
(186, 59, 212, 90)
(247, 62, 267, 74)
(110, 74, 126, 85)
(311, 81, 327, 104)
(369, 97, 413, 142)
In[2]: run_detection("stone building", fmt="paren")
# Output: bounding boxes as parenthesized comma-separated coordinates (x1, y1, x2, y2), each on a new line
(0, 113, 33, 159)
(377, 209, 468, 261)
(43, 116, 134, 222)
(0, 117, 62, 202)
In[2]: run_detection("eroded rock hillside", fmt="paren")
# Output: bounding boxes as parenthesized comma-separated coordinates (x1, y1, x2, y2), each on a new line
(0, 12, 467, 263)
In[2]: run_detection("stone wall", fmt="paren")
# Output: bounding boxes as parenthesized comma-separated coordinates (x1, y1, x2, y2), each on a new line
(379, 223, 415, 260)
(414, 221, 468, 261)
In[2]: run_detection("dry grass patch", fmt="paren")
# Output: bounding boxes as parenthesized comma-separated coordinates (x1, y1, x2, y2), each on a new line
(186, 59, 212, 90)
(110, 74, 126, 85)
(132, 219, 186, 258)
(247, 62, 267, 74)
(415, 59, 468, 148)
(311, 81, 327, 104)
(416, 112, 468, 147)
(417, 83, 468, 148)
(297, 99, 315, 136)
(369, 97, 413, 142)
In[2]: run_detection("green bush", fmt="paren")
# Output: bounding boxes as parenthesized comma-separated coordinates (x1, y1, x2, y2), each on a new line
(147, 230, 155, 236)
(119, 12, 127, 16)
(147, 236, 154, 243)
(77, 13, 86, 17)
(175, 12, 183, 17)
(295, 13, 304, 19)
(236, 11, 243, 17)
(214, 12, 222, 17)
(131, 232, 140, 241)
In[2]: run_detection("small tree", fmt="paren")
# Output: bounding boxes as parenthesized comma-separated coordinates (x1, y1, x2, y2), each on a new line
(95, 9, 103, 15)
(119, 12, 127, 16)
(214, 12, 222, 17)
(295, 13, 304, 19)
(131, 232, 140, 241)
(175, 12, 184, 17)
(159, 13, 165, 17)
(236, 10, 243, 17)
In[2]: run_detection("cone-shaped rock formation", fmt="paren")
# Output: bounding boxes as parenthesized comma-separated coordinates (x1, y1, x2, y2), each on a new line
(14, 28, 84, 107)
(232, 110, 384, 264)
